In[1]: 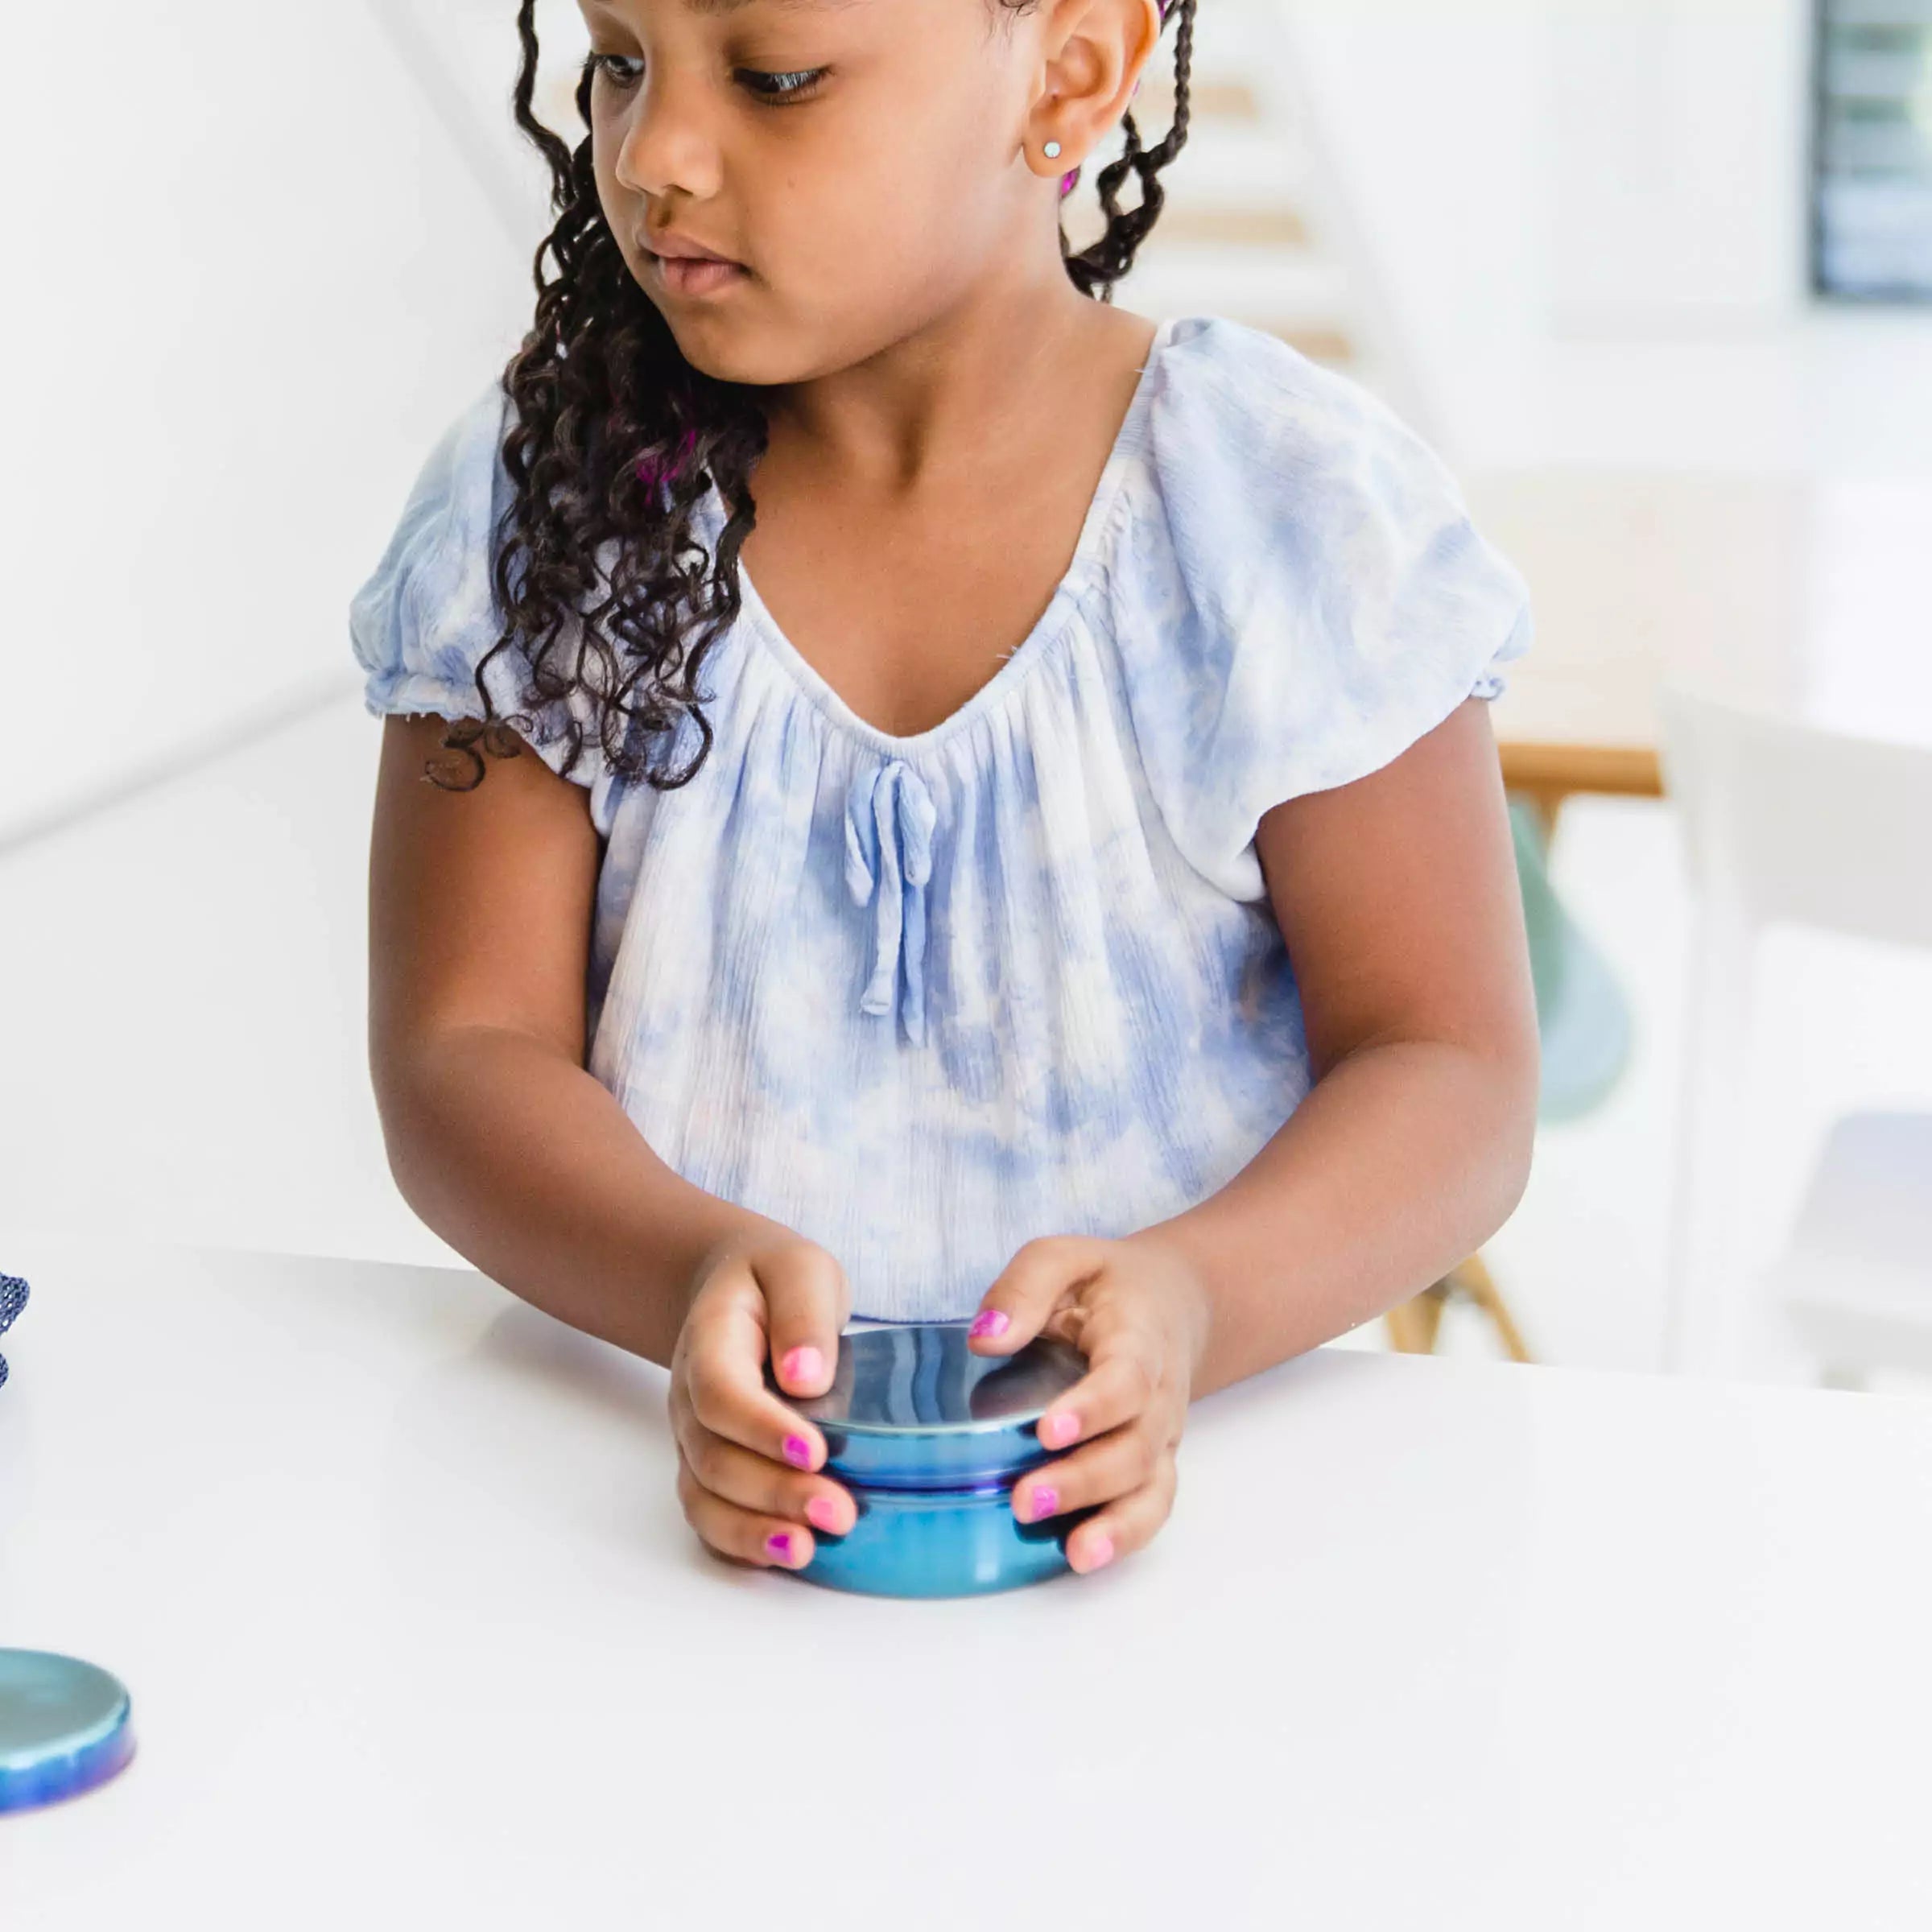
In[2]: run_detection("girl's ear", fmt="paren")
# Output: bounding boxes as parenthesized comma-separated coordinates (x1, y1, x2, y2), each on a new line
(1051, 0, 1195, 301)
(1028, 0, 1167, 175)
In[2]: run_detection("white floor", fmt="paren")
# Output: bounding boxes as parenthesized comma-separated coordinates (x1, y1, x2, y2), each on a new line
(6, 687, 1930, 1390)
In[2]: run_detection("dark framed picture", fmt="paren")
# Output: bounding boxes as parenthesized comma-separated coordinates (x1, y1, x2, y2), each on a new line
(1811, 0, 1932, 299)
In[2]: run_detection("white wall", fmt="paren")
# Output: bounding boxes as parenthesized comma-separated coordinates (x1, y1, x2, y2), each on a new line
(1547, 0, 1813, 334)
(1279, 0, 1554, 467)
(0, 1, 561, 844)
(1279, 0, 1828, 468)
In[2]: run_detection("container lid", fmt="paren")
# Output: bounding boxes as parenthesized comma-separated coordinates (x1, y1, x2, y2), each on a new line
(0, 1649, 136, 1813)
(771, 1321, 1088, 1489)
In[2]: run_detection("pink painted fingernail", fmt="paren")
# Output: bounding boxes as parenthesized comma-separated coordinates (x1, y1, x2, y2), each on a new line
(1043, 1410, 1080, 1447)
(780, 1345, 824, 1386)
(805, 1495, 842, 1534)
(782, 1434, 812, 1469)
(1080, 1532, 1116, 1572)
(766, 1530, 796, 1563)
(1028, 1485, 1059, 1522)
(969, 1309, 1010, 1340)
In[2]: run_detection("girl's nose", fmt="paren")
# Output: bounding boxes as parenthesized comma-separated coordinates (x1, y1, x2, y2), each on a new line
(613, 67, 723, 202)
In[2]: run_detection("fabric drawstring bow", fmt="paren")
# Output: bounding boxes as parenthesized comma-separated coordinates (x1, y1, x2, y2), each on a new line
(844, 759, 939, 1046)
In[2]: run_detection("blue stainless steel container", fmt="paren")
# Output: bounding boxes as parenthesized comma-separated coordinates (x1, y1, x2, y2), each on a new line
(768, 1320, 1095, 1599)
(0, 1649, 136, 1813)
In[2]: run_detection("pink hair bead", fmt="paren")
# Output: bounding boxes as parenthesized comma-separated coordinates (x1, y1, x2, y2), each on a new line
(635, 425, 700, 489)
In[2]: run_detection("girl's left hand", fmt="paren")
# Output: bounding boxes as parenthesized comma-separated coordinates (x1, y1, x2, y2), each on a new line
(965, 1232, 1213, 1576)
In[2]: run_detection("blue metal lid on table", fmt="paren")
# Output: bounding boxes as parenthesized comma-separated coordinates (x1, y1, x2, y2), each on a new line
(0, 1649, 137, 1814)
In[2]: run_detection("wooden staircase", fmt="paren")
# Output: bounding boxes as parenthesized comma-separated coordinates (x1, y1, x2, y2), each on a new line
(1065, 1, 1392, 393)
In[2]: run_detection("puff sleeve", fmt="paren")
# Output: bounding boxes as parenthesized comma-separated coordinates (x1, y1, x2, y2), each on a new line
(347, 377, 608, 795)
(1113, 320, 1533, 904)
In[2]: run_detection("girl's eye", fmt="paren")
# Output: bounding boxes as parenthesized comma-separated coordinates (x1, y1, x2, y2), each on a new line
(736, 68, 828, 105)
(587, 52, 644, 89)
(584, 56, 825, 106)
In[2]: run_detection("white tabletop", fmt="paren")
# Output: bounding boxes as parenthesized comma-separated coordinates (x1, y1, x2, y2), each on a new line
(4, 1230, 1929, 1928)
(1472, 468, 1932, 757)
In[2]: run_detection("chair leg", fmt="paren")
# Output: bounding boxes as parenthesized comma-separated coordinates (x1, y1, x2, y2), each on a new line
(1447, 1253, 1535, 1364)
(1385, 1282, 1450, 1355)
(1386, 1256, 1534, 1363)
(1513, 787, 1567, 844)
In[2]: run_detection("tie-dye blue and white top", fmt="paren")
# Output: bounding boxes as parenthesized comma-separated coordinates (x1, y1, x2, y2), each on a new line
(349, 312, 1533, 1323)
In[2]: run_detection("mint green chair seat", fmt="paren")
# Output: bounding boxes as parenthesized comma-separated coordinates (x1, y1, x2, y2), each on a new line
(1511, 799, 1633, 1125)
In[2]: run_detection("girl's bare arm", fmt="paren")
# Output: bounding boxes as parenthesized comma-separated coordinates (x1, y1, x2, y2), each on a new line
(365, 713, 779, 1369)
(1125, 697, 1542, 1399)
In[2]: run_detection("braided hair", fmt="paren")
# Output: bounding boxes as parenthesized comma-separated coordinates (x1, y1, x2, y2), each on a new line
(425, 0, 1195, 793)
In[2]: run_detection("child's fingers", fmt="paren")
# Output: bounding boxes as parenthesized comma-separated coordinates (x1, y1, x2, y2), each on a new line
(1062, 1454, 1179, 1575)
(676, 1459, 817, 1571)
(1030, 1316, 1166, 1453)
(967, 1235, 1109, 1353)
(682, 1281, 830, 1472)
(1008, 1420, 1161, 1525)
(757, 1242, 849, 1401)
(675, 1418, 858, 1537)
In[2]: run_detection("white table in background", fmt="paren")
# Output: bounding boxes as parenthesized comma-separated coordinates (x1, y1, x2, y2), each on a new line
(1472, 469, 1932, 811)
(4, 1231, 1929, 1929)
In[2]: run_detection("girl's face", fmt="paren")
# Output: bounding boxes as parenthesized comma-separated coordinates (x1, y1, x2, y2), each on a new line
(576, 0, 1153, 384)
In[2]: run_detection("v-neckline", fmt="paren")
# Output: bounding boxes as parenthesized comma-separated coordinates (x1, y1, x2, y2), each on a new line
(719, 312, 1179, 761)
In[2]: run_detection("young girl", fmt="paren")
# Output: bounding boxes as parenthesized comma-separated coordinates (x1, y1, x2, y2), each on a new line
(352, 0, 1538, 1582)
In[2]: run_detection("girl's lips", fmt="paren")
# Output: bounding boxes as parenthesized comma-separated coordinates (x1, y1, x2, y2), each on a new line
(649, 252, 745, 297)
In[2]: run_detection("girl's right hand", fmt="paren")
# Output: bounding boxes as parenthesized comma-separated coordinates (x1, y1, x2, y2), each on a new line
(667, 1224, 859, 1572)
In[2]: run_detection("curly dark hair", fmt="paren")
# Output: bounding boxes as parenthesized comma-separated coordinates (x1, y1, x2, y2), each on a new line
(423, 0, 1196, 793)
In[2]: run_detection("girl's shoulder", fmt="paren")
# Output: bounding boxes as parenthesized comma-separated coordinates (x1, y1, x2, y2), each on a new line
(1141, 314, 1508, 584)
(1109, 315, 1535, 902)
(347, 374, 513, 720)
(347, 375, 628, 803)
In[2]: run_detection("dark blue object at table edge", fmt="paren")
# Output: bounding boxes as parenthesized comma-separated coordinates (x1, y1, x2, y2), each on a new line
(0, 1273, 28, 1390)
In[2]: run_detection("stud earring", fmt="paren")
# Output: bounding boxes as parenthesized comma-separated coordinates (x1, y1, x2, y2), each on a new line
(1042, 140, 1062, 159)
